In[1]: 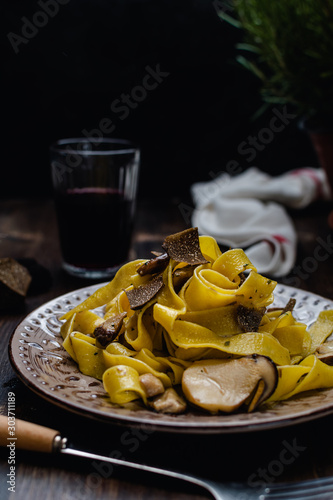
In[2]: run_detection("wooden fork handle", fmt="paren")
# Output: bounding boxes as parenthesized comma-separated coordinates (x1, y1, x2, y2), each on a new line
(0, 415, 60, 453)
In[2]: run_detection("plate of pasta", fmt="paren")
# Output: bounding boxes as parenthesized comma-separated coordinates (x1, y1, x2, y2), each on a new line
(9, 228, 333, 433)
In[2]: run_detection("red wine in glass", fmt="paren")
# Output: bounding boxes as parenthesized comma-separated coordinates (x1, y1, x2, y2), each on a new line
(54, 187, 134, 275)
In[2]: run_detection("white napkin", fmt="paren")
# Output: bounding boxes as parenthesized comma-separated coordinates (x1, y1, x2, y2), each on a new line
(191, 167, 330, 277)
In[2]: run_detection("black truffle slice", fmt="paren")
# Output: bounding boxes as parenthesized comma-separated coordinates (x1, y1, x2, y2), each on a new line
(0, 258, 32, 311)
(93, 312, 127, 347)
(162, 227, 208, 265)
(126, 274, 164, 310)
(268, 297, 297, 315)
(236, 305, 264, 332)
(282, 298, 296, 313)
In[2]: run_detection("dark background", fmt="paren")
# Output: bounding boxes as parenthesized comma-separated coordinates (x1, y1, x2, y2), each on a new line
(2, 0, 318, 201)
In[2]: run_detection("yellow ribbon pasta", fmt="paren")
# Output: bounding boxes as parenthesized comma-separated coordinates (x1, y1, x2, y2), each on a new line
(268, 355, 333, 402)
(123, 301, 154, 352)
(308, 310, 333, 353)
(154, 304, 290, 365)
(59, 230, 333, 413)
(184, 265, 276, 311)
(103, 349, 172, 388)
(259, 311, 311, 357)
(68, 332, 105, 380)
(60, 259, 148, 321)
(103, 365, 147, 405)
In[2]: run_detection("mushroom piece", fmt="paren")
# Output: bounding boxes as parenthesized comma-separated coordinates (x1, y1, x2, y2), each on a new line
(172, 265, 195, 292)
(148, 388, 187, 414)
(182, 354, 278, 414)
(315, 340, 333, 365)
(136, 252, 170, 276)
(139, 373, 165, 398)
(93, 312, 127, 348)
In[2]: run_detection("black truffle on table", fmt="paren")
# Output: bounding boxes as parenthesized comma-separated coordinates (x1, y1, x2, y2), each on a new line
(0, 258, 32, 311)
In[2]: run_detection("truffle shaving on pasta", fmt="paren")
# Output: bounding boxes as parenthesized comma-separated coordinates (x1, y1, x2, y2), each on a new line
(60, 228, 333, 414)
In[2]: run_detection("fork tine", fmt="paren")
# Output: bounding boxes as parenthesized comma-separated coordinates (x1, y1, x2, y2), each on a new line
(263, 476, 333, 500)
(276, 495, 333, 500)
(265, 494, 333, 500)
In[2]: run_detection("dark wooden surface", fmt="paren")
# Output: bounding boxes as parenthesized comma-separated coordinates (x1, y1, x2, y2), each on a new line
(1, 196, 333, 500)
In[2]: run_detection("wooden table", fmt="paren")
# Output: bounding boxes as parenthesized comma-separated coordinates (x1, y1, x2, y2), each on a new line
(1, 195, 333, 500)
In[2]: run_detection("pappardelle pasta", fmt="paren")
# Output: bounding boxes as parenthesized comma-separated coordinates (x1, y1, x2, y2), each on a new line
(60, 228, 333, 415)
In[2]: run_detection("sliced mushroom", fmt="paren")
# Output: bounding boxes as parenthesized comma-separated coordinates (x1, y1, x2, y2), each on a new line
(149, 387, 187, 414)
(315, 340, 333, 365)
(182, 354, 278, 414)
(136, 252, 170, 276)
(93, 312, 127, 348)
(172, 265, 195, 292)
(315, 353, 333, 365)
(139, 373, 165, 398)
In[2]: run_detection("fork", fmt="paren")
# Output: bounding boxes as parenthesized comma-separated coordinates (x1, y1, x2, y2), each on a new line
(1, 416, 332, 500)
(195, 475, 333, 499)
(62, 445, 333, 500)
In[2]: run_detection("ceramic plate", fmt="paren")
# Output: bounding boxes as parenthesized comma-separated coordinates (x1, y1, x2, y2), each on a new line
(9, 283, 333, 433)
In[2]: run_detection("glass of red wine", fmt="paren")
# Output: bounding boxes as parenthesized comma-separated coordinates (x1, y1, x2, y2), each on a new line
(50, 138, 140, 278)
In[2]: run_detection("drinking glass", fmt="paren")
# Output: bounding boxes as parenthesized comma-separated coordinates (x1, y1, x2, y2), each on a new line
(50, 138, 140, 278)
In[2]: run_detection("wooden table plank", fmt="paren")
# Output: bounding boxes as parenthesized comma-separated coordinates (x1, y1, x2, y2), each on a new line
(1, 196, 333, 500)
